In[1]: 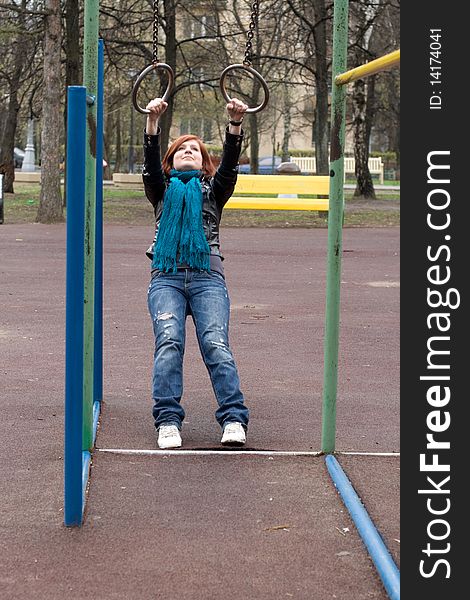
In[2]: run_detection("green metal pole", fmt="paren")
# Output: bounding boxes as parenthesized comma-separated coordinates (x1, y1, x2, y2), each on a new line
(321, 0, 349, 453)
(82, 0, 99, 451)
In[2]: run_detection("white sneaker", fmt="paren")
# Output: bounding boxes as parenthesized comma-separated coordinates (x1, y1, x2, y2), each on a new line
(221, 422, 246, 446)
(157, 424, 182, 449)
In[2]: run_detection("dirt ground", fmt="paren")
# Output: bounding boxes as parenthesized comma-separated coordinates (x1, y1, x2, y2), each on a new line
(0, 224, 399, 599)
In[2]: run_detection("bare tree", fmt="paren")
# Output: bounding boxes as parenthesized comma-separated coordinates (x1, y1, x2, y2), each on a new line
(87, 0, 398, 176)
(0, 0, 30, 193)
(285, 0, 332, 174)
(369, 1, 400, 160)
(349, 0, 399, 198)
(348, 1, 378, 198)
(160, 0, 177, 151)
(65, 0, 81, 90)
(63, 0, 82, 200)
(311, 0, 330, 174)
(37, 0, 63, 222)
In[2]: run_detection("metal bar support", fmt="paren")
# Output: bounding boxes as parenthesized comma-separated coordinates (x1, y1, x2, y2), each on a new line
(335, 49, 400, 86)
(64, 86, 87, 527)
(326, 455, 400, 599)
(82, 0, 99, 451)
(321, 0, 349, 453)
(94, 38, 104, 406)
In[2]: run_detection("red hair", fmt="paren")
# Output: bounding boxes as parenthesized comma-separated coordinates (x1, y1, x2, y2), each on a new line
(162, 134, 216, 178)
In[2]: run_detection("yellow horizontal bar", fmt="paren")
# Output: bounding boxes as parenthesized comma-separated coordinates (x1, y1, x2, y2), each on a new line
(234, 174, 330, 195)
(335, 49, 400, 86)
(225, 197, 329, 211)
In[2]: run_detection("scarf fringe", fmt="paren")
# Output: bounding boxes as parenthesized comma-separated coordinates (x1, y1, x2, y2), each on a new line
(152, 170, 210, 273)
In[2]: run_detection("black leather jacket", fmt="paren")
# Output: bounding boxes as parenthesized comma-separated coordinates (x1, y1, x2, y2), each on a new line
(142, 128, 243, 261)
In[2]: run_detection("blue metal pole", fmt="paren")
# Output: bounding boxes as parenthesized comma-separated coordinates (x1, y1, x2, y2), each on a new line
(94, 38, 104, 407)
(64, 86, 87, 527)
(325, 455, 400, 599)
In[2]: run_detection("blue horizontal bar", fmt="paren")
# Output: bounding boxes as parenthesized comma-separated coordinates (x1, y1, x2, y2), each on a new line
(325, 455, 400, 600)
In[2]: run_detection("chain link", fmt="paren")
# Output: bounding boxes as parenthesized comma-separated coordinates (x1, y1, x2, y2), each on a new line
(243, 1, 259, 67)
(153, 0, 159, 64)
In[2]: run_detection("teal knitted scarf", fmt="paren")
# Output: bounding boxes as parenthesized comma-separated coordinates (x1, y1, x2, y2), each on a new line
(152, 169, 210, 273)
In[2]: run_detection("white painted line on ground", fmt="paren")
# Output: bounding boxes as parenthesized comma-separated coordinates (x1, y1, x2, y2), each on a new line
(97, 448, 322, 457)
(97, 448, 399, 457)
(338, 452, 400, 457)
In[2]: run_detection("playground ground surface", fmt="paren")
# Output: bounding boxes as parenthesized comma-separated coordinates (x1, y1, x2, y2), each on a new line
(1, 223, 399, 599)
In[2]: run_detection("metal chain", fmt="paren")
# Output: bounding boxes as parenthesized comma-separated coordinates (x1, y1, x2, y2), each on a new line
(153, 0, 159, 64)
(243, 1, 259, 67)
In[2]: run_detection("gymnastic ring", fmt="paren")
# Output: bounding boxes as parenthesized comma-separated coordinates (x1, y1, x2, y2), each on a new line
(219, 64, 269, 114)
(132, 63, 175, 114)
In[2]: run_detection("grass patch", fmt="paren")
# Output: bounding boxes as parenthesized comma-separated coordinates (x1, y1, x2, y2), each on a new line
(345, 178, 400, 187)
(102, 194, 154, 224)
(2, 187, 41, 223)
(344, 209, 400, 227)
(2, 182, 399, 227)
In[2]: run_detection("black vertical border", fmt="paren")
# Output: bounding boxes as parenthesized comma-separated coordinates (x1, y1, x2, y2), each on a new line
(401, 3, 466, 598)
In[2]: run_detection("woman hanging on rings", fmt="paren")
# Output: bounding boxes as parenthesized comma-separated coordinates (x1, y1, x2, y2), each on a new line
(143, 96, 250, 449)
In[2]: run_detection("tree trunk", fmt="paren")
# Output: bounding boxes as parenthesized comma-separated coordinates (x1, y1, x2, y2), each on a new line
(352, 78, 375, 199)
(249, 113, 259, 174)
(0, 101, 6, 142)
(103, 107, 113, 179)
(0, 94, 19, 194)
(37, 0, 64, 222)
(387, 77, 400, 160)
(281, 83, 291, 162)
(312, 0, 329, 174)
(0, 0, 28, 193)
(63, 0, 81, 203)
(365, 74, 376, 151)
(248, 45, 262, 173)
(65, 0, 81, 89)
(127, 104, 135, 173)
(350, 0, 383, 199)
(393, 120, 400, 162)
(115, 110, 122, 173)
(313, 79, 329, 174)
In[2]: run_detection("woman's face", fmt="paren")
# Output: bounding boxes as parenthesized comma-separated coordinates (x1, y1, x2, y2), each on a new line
(173, 140, 203, 171)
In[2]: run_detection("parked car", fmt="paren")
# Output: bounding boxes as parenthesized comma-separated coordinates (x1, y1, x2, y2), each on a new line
(238, 156, 282, 174)
(14, 147, 25, 168)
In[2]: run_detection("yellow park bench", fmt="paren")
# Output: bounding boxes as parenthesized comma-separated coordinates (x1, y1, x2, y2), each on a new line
(225, 174, 330, 211)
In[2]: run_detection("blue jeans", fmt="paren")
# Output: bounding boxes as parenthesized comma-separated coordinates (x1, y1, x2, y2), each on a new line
(147, 269, 249, 431)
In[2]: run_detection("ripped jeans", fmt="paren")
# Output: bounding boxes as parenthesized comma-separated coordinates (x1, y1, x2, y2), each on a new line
(147, 269, 249, 431)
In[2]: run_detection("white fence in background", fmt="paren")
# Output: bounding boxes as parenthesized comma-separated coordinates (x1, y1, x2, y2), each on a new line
(291, 156, 384, 184)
